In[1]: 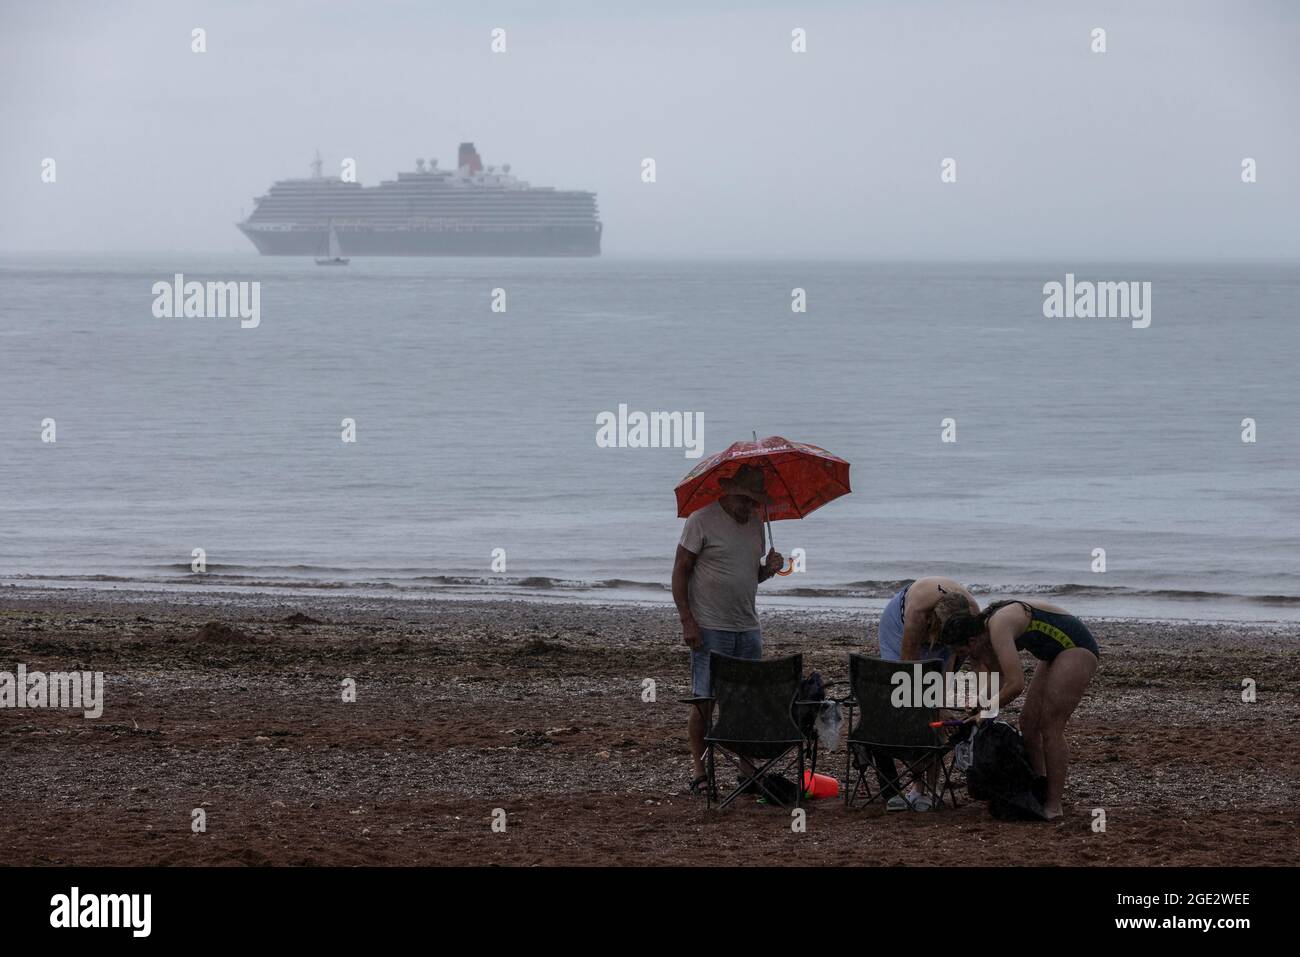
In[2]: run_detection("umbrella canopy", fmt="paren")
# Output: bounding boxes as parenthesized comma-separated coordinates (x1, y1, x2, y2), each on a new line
(675, 435, 851, 521)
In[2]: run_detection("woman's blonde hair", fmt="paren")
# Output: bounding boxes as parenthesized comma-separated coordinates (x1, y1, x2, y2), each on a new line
(928, 592, 975, 649)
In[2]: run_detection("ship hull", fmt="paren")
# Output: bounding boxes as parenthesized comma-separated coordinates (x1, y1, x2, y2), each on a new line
(239, 224, 601, 257)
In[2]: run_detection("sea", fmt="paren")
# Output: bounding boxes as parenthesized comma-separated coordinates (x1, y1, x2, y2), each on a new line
(2, 255, 1298, 624)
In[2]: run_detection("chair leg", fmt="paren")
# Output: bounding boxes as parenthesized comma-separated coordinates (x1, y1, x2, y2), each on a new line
(881, 753, 929, 808)
(843, 745, 850, 806)
(846, 757, 871, 810)
(748, 749, 799, 809)
(712, 745, 806, 811)
(706, 742, 716, 809)
(939, 751, 959, 809)
(893, 750, 959, 810)
(850, 750, 900, 808)
(714, 748, 769, 810)
(790, 743, 800, 811)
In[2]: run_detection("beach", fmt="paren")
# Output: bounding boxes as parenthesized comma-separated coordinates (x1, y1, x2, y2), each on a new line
(1, 586, 1295, 867)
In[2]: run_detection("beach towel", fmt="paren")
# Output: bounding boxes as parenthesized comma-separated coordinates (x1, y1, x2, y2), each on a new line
(965, 721, 1048, 820)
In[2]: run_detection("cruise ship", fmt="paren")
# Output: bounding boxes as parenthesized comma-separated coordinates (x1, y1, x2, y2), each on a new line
(237, 143, 601, 257)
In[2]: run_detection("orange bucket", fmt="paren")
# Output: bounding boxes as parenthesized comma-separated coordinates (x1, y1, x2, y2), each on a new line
(802, 770, 839, 799)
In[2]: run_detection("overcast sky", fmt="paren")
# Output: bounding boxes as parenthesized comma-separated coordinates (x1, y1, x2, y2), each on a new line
(2, 0, 1297, 259)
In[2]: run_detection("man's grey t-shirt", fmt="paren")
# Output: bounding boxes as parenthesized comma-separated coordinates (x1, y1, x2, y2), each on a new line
(679, 501, 764, 631)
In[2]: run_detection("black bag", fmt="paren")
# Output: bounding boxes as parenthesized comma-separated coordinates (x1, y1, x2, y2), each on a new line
(795, 671, 826, 739)
(966, 721, 1048, 820)
(752, 772, 800, 806)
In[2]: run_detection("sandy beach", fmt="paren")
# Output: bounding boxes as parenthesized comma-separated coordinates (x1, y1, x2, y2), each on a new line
(0, 586, 1295, 867)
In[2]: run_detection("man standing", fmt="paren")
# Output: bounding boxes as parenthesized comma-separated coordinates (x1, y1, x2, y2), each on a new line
(671, 464, 783, 793)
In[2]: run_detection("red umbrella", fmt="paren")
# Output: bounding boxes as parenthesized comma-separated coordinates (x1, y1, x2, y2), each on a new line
(674, 435, 852, 546)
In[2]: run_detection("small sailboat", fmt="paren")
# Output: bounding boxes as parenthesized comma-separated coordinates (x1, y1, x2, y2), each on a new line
(315, 222, 349, 266)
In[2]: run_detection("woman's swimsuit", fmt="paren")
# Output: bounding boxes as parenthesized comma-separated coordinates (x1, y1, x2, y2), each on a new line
(987, 600, 1100, 662)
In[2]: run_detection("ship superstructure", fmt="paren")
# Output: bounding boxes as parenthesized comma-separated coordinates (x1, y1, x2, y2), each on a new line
(238, 143, 601, 257)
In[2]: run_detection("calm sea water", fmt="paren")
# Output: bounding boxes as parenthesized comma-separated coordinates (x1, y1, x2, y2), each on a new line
(2, 255, 1298, 623)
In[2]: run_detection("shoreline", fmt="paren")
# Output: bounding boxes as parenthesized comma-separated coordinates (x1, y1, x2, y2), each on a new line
(3, 581, 1297, 629)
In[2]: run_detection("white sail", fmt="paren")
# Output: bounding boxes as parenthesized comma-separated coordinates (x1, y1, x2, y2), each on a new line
(327, 224, 341, 259)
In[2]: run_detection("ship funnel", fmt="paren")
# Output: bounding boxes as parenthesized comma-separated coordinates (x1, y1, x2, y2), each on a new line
(415, 158, 426, 172)
(458, 142, 484, 174)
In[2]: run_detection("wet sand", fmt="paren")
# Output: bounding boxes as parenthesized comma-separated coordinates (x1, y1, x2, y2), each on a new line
(1, 586, 1296, 866)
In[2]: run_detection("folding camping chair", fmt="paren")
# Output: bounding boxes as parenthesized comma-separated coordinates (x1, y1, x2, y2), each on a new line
(843, 653, 961, 810)
(681, 652, 816, 811)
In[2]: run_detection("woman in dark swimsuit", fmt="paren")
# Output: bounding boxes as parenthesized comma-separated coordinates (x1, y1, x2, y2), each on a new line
(938, 599, 1099, 819)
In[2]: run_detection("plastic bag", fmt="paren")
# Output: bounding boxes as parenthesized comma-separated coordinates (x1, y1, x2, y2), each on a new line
(955, 725, 976, 772)
(814, 700, 843, 752)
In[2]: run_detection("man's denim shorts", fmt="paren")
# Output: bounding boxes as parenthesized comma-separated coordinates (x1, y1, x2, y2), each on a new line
(691, 627, 762, 696)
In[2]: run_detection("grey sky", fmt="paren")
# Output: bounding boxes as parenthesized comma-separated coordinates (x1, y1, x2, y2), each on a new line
(2, 0, 1297, 259)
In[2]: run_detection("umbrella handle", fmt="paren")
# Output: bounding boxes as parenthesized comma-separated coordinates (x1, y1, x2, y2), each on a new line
(752, 429, 775, 553)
